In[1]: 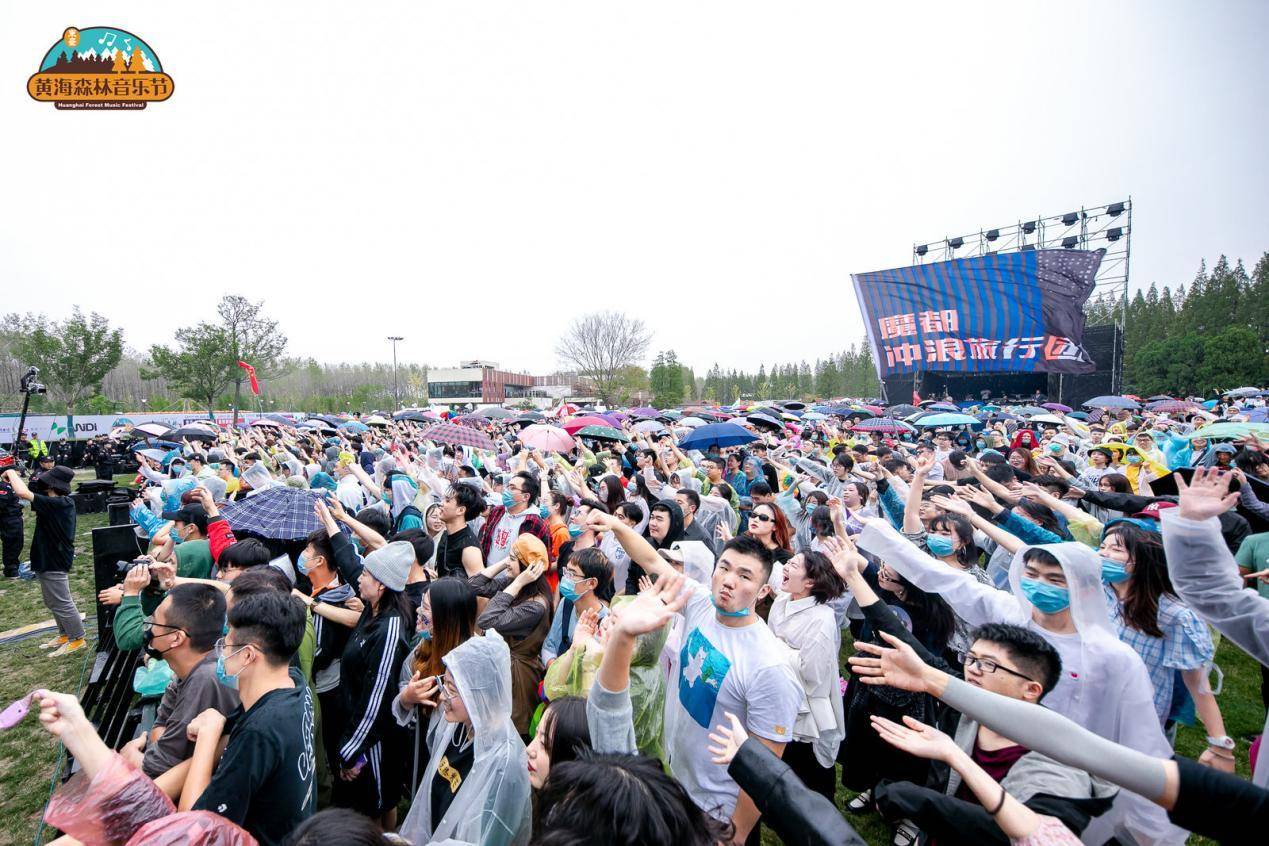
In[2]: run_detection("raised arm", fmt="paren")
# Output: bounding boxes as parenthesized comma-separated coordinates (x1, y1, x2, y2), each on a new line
(902, 455, 935, 534)
(586, 509, 676, 582)
(856, 518, 1026, 627)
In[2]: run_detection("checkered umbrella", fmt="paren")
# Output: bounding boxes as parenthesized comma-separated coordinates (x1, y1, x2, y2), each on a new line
(218, 487, 325, 541)
(419, 422, 496, 451)
(851, 417, 916, 435)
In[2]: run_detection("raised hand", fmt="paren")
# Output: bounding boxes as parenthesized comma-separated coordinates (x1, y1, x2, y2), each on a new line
(614, 571, 688, 637)
(1176, 467, 1239, 521)
(574, 606, 601, 643)
(707, 712, 748, 766)
(848, 631, 932, 693)
(821, 535, 867, 578)
(870, 714, 960, 763)
(930, 494, 971, 516)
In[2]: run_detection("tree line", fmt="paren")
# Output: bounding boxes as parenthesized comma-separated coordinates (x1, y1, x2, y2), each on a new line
(1085, 253, 1268, 395)
(4, 252, 1265, 420)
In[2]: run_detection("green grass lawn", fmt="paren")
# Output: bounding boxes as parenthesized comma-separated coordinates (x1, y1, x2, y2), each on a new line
(0, 473, 1263, 846)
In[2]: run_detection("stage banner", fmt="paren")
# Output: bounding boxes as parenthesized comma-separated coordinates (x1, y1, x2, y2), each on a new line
(852, 249, 1103, 379)
(0, 411, 293, 444)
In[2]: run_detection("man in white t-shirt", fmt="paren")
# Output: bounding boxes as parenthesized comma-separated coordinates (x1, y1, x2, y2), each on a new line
(589, 511, 802, 843)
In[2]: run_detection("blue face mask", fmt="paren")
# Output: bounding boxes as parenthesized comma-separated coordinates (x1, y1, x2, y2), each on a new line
(1125, 454, 1142, 465)
(712, 598, 751, 618)
(215, 646, 246, 689)
(415, 629, 432, 644)
(296, 551, 312, 575)
(559, 577, 589, 603)
(1020, 578, 1071, 614)
(501, 490, 515, 508)
(222, 620, 230, 636)
(1100, 556, 1131, 584)
(567, 523, 583, 538)
(539, 504, 550, 520)
(925, 534, 955, 557)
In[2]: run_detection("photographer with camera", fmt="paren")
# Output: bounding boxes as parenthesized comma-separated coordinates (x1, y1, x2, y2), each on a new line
(3, 465, 86, 656)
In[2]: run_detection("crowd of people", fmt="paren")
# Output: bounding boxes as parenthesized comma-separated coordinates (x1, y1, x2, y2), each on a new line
(10, 391, 1269, 846)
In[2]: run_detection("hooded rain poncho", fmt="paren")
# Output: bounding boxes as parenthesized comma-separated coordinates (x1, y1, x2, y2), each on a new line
(398, 630, 531, 846)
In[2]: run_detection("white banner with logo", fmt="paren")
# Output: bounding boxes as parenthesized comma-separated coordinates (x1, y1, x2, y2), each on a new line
(0, 411, 294, 443)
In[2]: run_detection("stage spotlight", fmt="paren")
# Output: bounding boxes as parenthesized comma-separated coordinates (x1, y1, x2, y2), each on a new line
(1062, 235, 1078, 248)
(916, 244, 928, 256)
(986, 229, 999, 241)
(948, 237, 964, 249)
(1061, 212, 1079, 226)
(1107, 202, 1125, 217)
(1106, 227, 1122, 242)
(1022, 221, 1036, 234)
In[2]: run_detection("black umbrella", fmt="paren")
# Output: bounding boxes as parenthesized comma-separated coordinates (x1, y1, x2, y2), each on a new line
(310, 414, 346, 426)
(780, 401, 807, 410)
(169, 426, 218, 442)
(746, 413, 785, 432)
(886, 404, 921, 418)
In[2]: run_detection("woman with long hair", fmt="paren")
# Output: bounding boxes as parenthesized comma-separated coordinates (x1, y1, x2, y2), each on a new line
(335, 542, 413, 826)
(734, 501, 793, 565)
(393, 577, 478, 798)
(469, 534, 555, 736)
(526, 695, 591, 791)
(1008, 447, 1039, 477)
(1098, 523, 1232, 769)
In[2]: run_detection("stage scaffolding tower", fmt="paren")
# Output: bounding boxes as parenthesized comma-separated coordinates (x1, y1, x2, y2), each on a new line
(911, 198, 1132, 394)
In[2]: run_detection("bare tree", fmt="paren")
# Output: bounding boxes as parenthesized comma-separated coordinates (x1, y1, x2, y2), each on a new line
(555, 311, 652, 405)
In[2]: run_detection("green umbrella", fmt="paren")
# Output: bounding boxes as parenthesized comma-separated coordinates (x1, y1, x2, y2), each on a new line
(575, 425, 630, 442)
(1188, 422, 1269, 441)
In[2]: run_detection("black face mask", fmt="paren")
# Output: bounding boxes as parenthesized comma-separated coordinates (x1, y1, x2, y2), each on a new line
(143, 626, 179, 661)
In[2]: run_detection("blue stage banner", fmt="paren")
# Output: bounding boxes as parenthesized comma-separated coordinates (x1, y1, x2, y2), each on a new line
(851, 249, 1104, 378)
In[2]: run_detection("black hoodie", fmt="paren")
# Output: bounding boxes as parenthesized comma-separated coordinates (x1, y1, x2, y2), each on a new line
(625, 500, 686, 594)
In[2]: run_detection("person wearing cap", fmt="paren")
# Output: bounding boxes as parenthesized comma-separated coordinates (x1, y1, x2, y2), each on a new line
(2, 465, 86, 656)
(155, 503, 214, 581)
(336, 540, 412, 823)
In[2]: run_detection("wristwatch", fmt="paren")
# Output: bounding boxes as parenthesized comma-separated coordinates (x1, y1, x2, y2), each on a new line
(1206, 735, 1235, 750)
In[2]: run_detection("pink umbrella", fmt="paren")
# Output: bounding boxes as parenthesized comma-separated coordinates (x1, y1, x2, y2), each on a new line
(562, 415, 610, 434)
(1042, 402, 1073, 413)
(518, 424, 575, 453)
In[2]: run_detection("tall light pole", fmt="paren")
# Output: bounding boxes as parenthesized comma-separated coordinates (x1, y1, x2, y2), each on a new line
(387, 336, 404, 409)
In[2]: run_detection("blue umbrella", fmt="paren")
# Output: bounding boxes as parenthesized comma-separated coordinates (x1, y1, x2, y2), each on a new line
(678, 422, 758, 451)
(339, 420, 370, 433)
(913, 412, 981, 428)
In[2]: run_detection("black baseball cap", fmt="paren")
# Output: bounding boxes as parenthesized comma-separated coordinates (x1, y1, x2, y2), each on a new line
(161, 503, 209, 534)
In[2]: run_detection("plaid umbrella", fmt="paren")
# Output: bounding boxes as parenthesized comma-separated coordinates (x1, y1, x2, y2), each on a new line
(219, 487, 325, 540)
(419, 422, 496, 451)
(1083, 396, 1141, 410)
(1146, 400, 1198, 413)
(852, 417, 916, 435)
(451, 415, 488, 429)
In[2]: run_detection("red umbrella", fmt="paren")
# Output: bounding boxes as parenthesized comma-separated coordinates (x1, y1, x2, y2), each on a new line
(561, 415, 611, 434)
(419, 422, 496, 451)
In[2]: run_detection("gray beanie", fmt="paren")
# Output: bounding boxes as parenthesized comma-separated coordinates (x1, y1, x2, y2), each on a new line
(361, 541, 414, 592)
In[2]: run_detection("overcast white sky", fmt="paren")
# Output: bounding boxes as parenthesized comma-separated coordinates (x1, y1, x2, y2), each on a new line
(3, 2, 1267, 377)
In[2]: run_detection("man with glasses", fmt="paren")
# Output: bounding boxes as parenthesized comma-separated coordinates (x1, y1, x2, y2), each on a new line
(478, 470, 552, 566)
(121, 584, 239, 781)
(863, 622, 1120, 842)
(184, 591, 314, 845)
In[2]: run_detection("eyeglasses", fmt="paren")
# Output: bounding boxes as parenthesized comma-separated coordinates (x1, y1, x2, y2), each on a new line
(432, 674, 459, 700)
(142, 621, 184, 637)
(749, 513, 774, 523)
(214, 637, 251, 659)
(958, 652, 1034, 683)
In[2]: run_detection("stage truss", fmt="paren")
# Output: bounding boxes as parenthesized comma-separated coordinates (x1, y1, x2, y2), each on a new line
(912, 198, 1132, 325)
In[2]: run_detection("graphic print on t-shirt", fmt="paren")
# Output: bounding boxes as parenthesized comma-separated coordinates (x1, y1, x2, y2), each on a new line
(679, 627, 732, 728)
